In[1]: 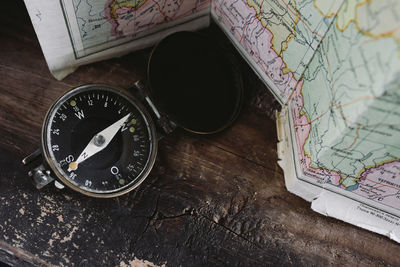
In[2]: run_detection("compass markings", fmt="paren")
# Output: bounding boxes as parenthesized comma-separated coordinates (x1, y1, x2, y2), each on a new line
(46, 88, 153, 195)
(74, 109, 85, 120)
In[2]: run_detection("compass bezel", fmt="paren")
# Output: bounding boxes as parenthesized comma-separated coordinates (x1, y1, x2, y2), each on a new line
(40, 84, 158, 198)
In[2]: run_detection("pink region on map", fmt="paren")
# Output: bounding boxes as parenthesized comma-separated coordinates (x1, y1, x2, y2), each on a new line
(354, 161, 400, 209)
(214, 0, 341, 183)
(212, 0, 297, 99)
(105, 0, 210, 38)
(290, 81, 341, 185)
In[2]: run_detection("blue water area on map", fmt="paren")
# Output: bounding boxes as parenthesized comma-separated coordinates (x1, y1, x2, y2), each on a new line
(323, 17, 330, 27)
(346, 183, 359, 191)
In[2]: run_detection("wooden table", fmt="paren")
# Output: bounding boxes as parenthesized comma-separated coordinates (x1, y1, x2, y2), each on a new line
(0, 1, 399, 266)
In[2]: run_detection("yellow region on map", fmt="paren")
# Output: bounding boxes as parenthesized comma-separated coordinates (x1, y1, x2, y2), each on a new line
(109, 0, 147, 19)
(247, 0, 298, 55)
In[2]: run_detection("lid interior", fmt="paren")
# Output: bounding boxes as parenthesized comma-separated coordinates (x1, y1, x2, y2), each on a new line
(148, 31, 243, 134)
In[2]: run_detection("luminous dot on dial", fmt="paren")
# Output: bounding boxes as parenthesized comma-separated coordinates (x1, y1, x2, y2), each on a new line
(129, 127, 135, 133)
(131, 119, 137, 125)
(69, 162, 78, 171)
(70, 100, 76, 106)
(119, 179, 125, 185)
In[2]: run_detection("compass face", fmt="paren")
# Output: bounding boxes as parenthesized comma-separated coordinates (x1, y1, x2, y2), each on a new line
(41, 85, 157, 197)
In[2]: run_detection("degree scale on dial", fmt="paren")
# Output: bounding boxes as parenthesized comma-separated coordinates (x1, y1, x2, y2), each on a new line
(44, 87, 155, 195)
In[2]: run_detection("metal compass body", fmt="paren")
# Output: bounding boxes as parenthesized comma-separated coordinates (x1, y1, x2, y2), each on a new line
(37, 84, 157, 197)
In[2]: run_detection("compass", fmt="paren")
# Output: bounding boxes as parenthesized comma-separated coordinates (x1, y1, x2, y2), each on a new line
(22, 31, 243, 198)
(38, 85, 157, 197)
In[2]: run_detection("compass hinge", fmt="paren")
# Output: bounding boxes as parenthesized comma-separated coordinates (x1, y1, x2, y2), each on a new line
(131, 80, 176, 135)
(157, 117, 176, 135)
(28, 165, 55, 189)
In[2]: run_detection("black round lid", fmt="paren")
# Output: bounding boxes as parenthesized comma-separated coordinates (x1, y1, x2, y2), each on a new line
(147, 31, 243, 134)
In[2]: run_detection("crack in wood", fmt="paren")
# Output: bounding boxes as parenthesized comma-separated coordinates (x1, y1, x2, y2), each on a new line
(197, 212, 282, 260)
(0, 240, 50, 266)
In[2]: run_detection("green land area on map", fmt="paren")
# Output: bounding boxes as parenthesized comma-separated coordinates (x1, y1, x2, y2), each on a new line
(212, 0, 400, 213)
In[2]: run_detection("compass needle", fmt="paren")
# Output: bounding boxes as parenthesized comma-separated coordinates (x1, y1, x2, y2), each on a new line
(72, 113, 132, 170)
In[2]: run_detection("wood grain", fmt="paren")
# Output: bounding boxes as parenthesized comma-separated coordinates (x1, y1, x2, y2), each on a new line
(0, 1, 399, 266)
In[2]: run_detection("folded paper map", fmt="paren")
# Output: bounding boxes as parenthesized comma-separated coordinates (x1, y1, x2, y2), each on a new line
(24, 0, 400, 242)
(24, 0, 210, 79)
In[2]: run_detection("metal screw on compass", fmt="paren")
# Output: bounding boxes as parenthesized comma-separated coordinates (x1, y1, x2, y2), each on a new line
(22, 31, 244, 198)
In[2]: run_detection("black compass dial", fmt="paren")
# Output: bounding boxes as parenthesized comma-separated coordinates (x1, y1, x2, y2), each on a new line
(42, 85, 157, 196)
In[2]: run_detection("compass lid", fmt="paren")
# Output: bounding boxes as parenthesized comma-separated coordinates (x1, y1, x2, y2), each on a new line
(147, 31, 243, 134)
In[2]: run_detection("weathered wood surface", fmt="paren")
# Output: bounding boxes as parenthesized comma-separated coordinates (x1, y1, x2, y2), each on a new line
(0, 1, 399, 266)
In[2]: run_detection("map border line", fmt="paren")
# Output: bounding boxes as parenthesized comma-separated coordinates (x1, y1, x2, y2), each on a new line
(60, 0, 79, 59)
(60, 0, 210, 60)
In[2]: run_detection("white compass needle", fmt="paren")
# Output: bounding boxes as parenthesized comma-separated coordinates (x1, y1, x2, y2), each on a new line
(68, 113, 131, 172)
